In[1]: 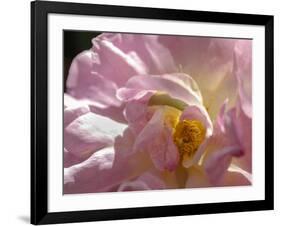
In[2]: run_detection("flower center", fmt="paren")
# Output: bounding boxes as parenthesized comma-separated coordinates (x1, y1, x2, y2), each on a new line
(148, 93, 206, 159)
(173, 120, 205, 158)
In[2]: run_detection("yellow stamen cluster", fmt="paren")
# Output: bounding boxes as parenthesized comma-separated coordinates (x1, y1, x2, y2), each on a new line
(173, 120, 205, 158)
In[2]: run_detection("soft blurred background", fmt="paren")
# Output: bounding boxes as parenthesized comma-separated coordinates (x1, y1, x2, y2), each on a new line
(64, 30, 101, 91)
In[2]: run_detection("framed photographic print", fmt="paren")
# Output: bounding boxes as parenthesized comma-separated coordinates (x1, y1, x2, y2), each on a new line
(31, 0, 274, 224)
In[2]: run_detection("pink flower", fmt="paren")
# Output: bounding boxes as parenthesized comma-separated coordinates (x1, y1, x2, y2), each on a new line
(64, 33, 252, 193)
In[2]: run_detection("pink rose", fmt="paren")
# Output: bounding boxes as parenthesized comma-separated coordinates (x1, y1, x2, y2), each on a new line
(64, 33, 252, 193)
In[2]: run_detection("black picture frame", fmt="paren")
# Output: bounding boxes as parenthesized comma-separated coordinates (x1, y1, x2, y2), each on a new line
(31, 0, 274, 224)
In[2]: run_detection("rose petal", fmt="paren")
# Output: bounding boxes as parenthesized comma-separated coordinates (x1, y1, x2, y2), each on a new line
(185, 164, 251, 188)
(66, 50, 125, 122)
(204, 146, 242, 184)
(221, 170, 251, 186)
(117, 171, 166, 191)
(114, 127, 136, 156)
(234, 40, 252, 118)
(67, 50, 93, 91)
(64, 112, 126, 159)
(231, 100, 252, 173)
(159, 36, 238, 119)
(215, 100, 251, 173)
(64, 148, 80, 168)
(64, 94, 90, 128)
(64, 147, 151, 193)
(117, 88, 154, 125)
(185, 165, 211, 188)
(202, 101, 247, 183)
(225, 164, 252, 185)
(125, 73, 202, 107)
(91, 33, 176, 86)
(161, 166, 188, 189)
(66, 33, 177, 122)
(133, 108, 179, 171)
